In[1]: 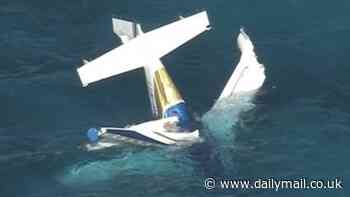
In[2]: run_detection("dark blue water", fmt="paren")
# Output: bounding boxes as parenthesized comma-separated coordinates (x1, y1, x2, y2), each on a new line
(1, 0, 349, 196)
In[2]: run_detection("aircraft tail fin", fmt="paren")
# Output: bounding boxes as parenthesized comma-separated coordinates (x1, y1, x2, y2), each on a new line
(112, 18, 144, 43)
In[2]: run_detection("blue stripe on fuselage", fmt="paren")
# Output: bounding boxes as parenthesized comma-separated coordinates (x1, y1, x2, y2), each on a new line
(164, 102, 191, 131)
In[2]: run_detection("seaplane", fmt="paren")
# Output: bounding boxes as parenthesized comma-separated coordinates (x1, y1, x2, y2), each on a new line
(77, 11, 211, 147)
(76, 8, 266, 148)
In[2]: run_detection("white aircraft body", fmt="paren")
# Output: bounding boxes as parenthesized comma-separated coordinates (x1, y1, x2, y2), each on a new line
(76, 10, 265, 148)
(77, 11, 210, 147)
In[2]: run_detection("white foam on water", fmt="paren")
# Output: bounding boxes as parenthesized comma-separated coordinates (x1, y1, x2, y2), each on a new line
(57, 147, 196, 186)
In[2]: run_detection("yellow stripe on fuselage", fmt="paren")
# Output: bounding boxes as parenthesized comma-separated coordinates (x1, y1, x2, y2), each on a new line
(153, 67, 183, 116)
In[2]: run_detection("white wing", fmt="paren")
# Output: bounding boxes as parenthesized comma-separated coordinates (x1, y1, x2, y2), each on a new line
(77, 11, 210, 87)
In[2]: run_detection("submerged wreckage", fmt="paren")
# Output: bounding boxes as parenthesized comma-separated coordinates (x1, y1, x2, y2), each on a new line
(76, 11, 265, 148)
